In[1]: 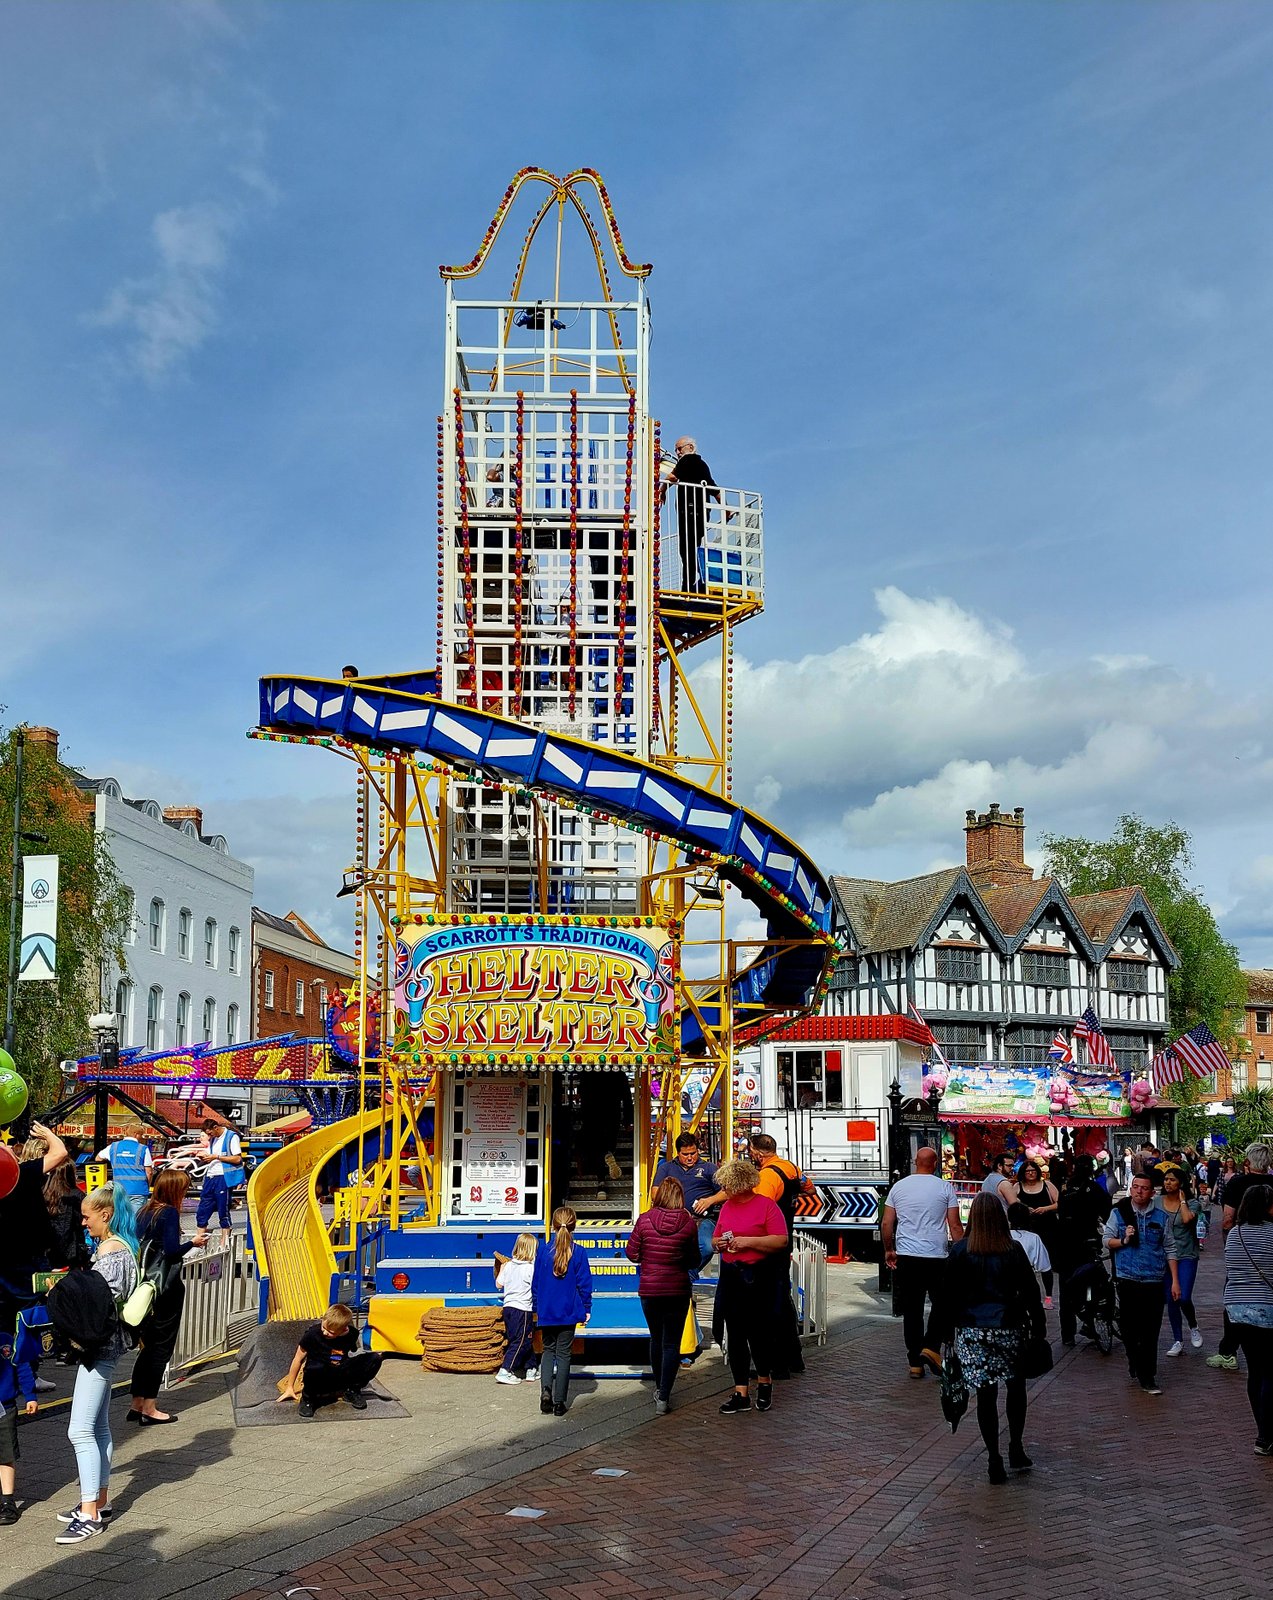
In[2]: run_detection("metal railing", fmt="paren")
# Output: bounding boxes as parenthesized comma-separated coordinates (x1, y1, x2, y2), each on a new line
(791, 1231, 829, 1345)
(166, 1233, 258, 1382)
(738, 1104, 890, 1180)
(658, 483, 764, 600)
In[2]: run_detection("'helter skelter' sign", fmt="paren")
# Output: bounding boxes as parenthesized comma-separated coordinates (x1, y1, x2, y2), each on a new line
(393, 916, 679, 1067)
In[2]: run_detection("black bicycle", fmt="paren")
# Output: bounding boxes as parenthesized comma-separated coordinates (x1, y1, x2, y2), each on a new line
(1068, 1259, 1121, 1354)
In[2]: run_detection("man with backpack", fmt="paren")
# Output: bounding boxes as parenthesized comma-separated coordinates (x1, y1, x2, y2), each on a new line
(749, 1133, 813, 1377)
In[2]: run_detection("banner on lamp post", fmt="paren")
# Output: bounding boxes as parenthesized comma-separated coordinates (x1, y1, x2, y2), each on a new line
(18, 855, 59, 982)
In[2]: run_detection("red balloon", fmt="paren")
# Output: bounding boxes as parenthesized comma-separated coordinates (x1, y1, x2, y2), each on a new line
(0, 1144, 18, 1202)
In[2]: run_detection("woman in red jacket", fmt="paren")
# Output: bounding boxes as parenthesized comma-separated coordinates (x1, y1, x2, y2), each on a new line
(626, 1176, 701, 1414)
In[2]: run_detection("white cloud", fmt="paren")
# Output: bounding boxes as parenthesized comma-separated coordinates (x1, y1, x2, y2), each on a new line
(88, 201, 238, 381)
(708, 587, 1273, 942)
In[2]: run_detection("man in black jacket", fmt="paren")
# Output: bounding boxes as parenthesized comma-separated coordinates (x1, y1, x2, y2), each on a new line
(1054, 1156, 1112, 1347)
(668, 437, 718, 593)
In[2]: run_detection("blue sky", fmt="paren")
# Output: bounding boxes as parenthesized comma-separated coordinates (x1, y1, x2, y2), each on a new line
(4, 1, 1273, 964)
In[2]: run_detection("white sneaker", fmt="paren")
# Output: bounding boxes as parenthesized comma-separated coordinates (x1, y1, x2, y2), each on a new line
(523, 1368, 539, 1382)
(495, 1369, 520, 1385)
(1166, 1341, 1183, 1357)
(33, 1376, 57, 1393)
(1191, 1328, 1204, 1349)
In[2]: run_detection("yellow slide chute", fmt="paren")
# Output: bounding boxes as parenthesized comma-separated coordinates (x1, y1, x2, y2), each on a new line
(246, 1110, 381, 1321)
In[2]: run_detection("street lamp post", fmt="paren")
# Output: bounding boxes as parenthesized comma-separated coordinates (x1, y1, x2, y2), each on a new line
(926, 1080, 944, 1168)
(887, 1078, 906, 1180)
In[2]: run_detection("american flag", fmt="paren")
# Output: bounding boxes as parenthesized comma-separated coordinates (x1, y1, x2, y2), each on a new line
(1048, 1030, 1073, 1064)
(1073, 1007, 1116, 1069)
(1150, 1044, 1184, 1091)
(1172, 1021, 1230, 1082)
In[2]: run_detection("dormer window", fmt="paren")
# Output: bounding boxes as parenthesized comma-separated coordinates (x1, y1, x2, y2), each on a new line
(1107, 957, 1148, 995)
(1021, 951, 1068, 988)
(936, 946, 982, 985)
(145, 801, 162, 820)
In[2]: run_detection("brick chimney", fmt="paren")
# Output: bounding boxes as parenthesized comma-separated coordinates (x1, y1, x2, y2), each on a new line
(164, 805, 204, 836)
(964, 803, 1033, 889)
(23, 726, 59, 759)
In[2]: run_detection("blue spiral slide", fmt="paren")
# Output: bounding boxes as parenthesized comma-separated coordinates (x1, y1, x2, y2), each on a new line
(257, 673, 837, 1043)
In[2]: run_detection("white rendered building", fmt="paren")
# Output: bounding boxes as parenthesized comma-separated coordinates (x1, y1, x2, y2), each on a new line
(74, 773, 254, 1059)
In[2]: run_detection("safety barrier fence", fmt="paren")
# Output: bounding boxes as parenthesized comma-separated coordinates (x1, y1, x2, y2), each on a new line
(791, 1231, 829, 1345)
(166, 1233, 258, 1382)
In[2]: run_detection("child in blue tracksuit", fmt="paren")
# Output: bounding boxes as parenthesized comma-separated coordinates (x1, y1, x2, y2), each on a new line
(0, 1325, 38, 1524)
(531, 1206, 593, 1416)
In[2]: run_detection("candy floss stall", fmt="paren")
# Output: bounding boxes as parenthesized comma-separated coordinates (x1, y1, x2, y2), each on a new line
(926, 1062, 1157, 1184)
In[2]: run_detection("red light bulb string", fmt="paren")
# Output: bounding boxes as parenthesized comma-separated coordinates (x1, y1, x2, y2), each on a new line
(512, 390, 525, 716)
(435, 414, 446, 687)
(651, 419, 662, 741)
(454, 388, 476, 706)
(614, 390, 635, 723)
(568, 388, 580, 720)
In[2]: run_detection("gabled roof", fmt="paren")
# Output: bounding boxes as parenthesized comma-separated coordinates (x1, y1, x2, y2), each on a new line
(1070, 887, 1178, 969)
(979, 877, 1100, 964)
(978, 879, 1053, 938)
(832, 869, 961, 955)
(1244, 970, 1273, 1005)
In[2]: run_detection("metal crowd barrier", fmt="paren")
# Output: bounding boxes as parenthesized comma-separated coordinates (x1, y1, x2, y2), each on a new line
(166, 1233, 258, 1382)
(791, 1230, 829, 1345)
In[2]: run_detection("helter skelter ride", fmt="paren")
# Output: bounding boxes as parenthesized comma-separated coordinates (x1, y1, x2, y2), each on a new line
(247, 169, 841, 1355)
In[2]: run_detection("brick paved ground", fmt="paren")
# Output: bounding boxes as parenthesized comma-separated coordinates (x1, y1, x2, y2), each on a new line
(6, 1252, 1270, 1600)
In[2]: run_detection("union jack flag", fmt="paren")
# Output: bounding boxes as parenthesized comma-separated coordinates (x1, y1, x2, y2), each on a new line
(1073, 1007, 1116, 1069)
(1172, 1021, 1229, 1083)
(1048, 1030, 1073, 1064)
(1150, 1044, 1184, 1091)
(909, 1000, 948, 1069)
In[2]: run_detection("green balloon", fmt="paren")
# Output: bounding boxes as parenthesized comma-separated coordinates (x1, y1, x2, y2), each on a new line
(0, 1063, 29, 1126)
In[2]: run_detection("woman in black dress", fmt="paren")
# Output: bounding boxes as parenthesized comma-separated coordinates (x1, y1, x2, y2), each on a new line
(1011, 1159, 1060, 1303)
(128, 1171, 207, 1424)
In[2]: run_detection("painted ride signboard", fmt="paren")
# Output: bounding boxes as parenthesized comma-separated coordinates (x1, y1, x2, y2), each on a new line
(929, 1062, 1130, 1122)
(393, 916, 678, 1067)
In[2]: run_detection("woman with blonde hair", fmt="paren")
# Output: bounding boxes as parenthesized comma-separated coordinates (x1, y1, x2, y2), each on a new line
(626, 1176, 700, 1414)
(712, 1158, 788, 1415)
(948, 1192, 1044, 1483)
(531, 1206, 593, 1416)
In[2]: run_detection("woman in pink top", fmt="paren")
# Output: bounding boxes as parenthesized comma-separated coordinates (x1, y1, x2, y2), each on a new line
(712, 1158, 789, 1415)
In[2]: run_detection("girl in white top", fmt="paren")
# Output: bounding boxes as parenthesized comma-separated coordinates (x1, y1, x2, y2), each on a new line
(495, 1232, 538, 1385)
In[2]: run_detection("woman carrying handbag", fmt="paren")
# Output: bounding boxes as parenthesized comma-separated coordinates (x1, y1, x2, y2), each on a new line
(128, 1171, 208, 1424)
(948, 1193, 1046, 1483)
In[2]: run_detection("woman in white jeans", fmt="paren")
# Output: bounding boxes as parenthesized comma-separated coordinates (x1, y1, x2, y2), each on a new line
(55, 1183, 138, 1544)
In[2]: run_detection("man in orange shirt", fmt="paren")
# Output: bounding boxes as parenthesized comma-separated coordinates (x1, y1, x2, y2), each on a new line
(749, 1133, 809, 1377)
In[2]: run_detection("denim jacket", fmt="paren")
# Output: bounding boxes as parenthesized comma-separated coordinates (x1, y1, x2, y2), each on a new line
(1102, 1201, 1176, 1282)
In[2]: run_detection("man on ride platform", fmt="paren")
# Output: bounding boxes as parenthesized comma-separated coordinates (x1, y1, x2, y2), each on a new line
(667, 437, 718, 594)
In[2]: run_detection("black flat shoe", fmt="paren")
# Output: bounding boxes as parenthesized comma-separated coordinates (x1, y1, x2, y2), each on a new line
(138, 1413, 178, 1425)
(125, 1412, 143, 1424)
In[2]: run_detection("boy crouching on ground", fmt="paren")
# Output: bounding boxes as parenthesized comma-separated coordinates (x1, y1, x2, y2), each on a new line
(278, 1304, 383, 1419)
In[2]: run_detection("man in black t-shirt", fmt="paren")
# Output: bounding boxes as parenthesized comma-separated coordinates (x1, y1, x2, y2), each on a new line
(280, 1304, 383, 1417)
(668, 437, 719, 594)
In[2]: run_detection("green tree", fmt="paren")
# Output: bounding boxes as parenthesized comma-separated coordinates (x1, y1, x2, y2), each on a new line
(1040, 813, 1245, 1048)
(1, 721, 131, 1108)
